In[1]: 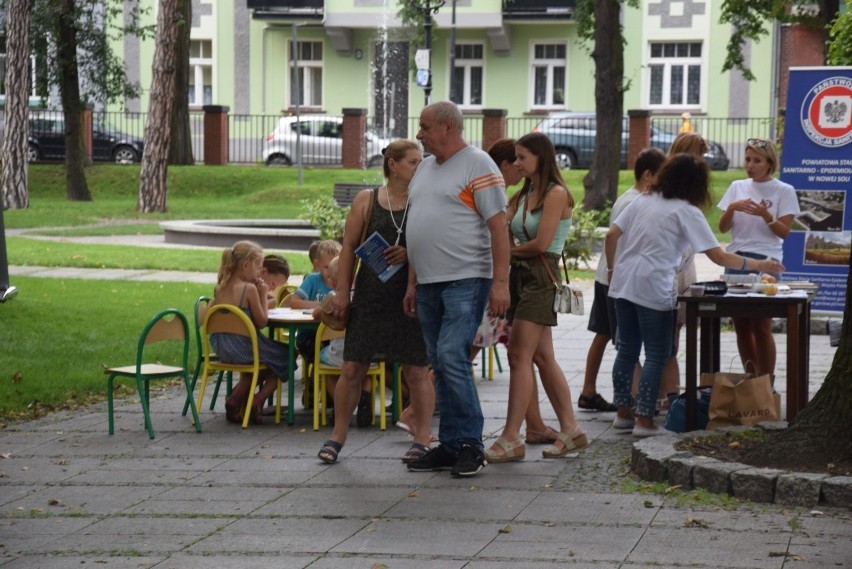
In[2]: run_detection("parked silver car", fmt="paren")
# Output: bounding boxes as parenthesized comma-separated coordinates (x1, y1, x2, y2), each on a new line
(262, 115, 390, 167)
(533, 111, 729, 170)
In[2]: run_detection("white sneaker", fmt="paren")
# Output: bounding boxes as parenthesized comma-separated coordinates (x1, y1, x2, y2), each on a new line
(632, 424, 665, 438)
(612, 416, 636, 430)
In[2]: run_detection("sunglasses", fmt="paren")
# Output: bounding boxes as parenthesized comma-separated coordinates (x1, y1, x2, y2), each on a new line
(747, 138, 770, 148)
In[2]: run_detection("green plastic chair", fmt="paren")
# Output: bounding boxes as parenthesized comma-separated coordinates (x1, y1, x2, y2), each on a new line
(182, 296, 231, 416)
(106, 308, 201, 439)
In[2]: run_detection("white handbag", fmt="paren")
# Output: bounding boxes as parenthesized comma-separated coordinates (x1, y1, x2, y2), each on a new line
(543, 251, 584, 316)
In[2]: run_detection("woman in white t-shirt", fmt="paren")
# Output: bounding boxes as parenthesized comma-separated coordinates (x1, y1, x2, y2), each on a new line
(605, 154, 785, 437)
(717, 137, 799, 380)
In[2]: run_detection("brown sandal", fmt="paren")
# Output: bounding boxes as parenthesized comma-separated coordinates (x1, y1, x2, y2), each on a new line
(524, 426, 559, 445)
(542, 428, 589, 458)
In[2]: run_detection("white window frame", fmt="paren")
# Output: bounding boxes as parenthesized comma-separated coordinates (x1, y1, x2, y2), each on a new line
(530, 41, 567, 110)
(647, 41, 703, 110)
(0, 37, 39, 100)
(188, 39, 214, 107)
(289, 40, 323, 109)
(450, 42, 484, 109)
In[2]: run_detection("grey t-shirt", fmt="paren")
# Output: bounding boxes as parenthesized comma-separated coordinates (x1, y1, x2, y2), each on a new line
(407, 145, 507, 284)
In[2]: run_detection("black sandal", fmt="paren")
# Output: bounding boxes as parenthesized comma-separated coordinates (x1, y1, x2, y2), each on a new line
(401, 442, 430, 464)
(318, 439, 343, 464)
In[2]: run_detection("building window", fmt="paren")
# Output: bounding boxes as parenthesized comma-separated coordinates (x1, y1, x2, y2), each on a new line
(450, 43, 483, 107)
(290, 41, 323, 108)
(0, 35, 38, 99)
(189, 39, 213, 106)
(648, 42, 702, 108)
(532, 43, 566, 109)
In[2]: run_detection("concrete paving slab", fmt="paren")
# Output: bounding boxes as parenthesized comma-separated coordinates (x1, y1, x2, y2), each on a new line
(187, 518, 371, 554)
(481, 522, 645, 563)
(629, 526, 790, 568)
(650, 506, 795, 532)
(515, 492, 658, 526)
(150, 553, 318, 569)
(383, 486, 540, 522)
(0, 456, 104, 485)
(1, 555, 167, 568)
(331, 518, 506, 557)
(307, 556, 464, 569)
(1, 485, 166, 516)
(255, 486, 411, 518)
(788, 534, 852, 567)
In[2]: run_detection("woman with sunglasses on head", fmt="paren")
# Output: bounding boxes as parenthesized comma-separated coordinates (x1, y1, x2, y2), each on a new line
(717, 138, 800, 381)
(607, 154, 785, 437)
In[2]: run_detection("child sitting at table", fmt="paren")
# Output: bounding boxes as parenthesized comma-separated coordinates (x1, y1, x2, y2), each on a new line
(259, 253, 290, 308)
(293, 239, 342, 360)
(310, 256, 374, 425)
(209, 240, 289, 425)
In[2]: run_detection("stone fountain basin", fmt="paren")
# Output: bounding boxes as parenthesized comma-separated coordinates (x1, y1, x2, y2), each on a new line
(160, 220, 320, 251)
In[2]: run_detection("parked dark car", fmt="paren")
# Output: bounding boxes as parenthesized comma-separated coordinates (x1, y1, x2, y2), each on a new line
(533, 111, 729, 170)
(27, 117, 144, 164)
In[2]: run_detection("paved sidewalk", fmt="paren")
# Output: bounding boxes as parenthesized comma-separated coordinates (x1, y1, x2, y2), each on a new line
(2, 262, 849, 568)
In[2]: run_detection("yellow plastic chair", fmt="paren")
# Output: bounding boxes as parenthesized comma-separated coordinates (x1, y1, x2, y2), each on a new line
(275, 285, 298, 307)
(196, 304, 282, 428)
(106, 308, 201, 439)
(481, 345, 504, 380)
(311, 322, 386, 431)
(183, 296, 231, 416)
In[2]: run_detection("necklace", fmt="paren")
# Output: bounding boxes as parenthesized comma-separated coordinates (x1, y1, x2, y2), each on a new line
(385, 185, 410, 245)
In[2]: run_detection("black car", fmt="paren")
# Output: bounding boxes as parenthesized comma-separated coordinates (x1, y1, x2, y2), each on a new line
(28, 117, 144, 164)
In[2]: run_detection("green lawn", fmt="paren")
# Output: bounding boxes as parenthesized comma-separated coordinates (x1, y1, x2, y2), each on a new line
(0, 163, 743, 420)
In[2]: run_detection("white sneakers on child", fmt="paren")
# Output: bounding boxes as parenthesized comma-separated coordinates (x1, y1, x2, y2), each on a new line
(612, 416, 636, 430)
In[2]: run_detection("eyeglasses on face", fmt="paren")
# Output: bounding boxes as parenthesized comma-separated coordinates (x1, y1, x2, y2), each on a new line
(747, 138, 770, 148)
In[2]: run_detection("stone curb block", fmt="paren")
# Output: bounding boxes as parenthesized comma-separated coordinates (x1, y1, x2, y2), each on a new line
(629, 430, 852, 507)
(821, 476, 852, 508)
(693, 460, 751, 494)
(631, 435, 689, 482)
(731, 467, 785, 503)
(775, 472, 827, 507)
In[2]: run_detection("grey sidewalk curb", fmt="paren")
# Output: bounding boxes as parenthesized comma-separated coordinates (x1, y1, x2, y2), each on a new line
(631, 425, 852, 508)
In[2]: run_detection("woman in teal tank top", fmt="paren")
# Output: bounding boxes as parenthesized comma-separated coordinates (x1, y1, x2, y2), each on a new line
(485, 132, 588, 464)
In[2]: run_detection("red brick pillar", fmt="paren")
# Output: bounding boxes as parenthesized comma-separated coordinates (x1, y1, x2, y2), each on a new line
(778, 24, 826, 110)
(342, 108, 368, 169)
(81, 106, 93, 163)
(482, 109, 508, 151)
(203, 105, 229, 166)
(627, 109, 652, 170)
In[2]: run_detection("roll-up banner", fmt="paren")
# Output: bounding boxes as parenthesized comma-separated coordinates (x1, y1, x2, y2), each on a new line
(780, 67, 852, 313)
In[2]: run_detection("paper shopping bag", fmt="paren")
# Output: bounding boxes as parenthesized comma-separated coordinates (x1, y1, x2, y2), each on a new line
(706, 372, 779, 430)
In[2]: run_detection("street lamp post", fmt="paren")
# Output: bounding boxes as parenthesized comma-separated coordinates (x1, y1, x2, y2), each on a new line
(421, 0, 444, 106)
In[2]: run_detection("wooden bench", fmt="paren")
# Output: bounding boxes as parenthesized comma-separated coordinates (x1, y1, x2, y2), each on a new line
(333, 183, 376, 207)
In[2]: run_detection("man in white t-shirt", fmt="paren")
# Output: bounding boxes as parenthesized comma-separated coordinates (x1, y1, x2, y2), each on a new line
(404, 101, 510, 478)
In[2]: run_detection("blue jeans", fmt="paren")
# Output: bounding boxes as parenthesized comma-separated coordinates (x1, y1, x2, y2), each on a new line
(612, 298, 675, 418)
(416, 278, 490, 454)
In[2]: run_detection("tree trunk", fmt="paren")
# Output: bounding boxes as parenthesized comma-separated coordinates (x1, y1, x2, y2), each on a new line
(582, 0, 623, 211)
(138, 0, 180, 213)
(1, 0, 32, 210)
(742, 263, 852, 468)
(168, 0, 194, 165)
(56, 0, 92, 202)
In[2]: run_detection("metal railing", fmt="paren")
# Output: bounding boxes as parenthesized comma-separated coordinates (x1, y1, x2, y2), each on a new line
(12, 108, 778, 170)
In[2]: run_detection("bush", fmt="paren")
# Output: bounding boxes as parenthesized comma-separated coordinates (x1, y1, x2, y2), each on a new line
(300, 196, 348, 240)
(564, 202, 611, 270)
